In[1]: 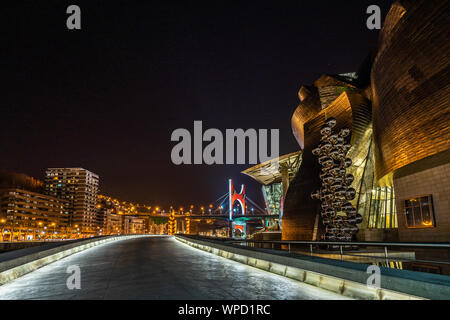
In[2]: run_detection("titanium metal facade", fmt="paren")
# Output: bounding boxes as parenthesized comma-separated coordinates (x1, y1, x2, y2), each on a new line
(371, 1, 450, 180)
(283, 0, 449, 242)
(371, 0, 450, 242)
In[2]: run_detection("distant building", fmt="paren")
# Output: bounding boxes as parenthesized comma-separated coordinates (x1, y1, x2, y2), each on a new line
(123, 216, 147, 234)
(104, 212, 123, 235)
(97, 195, 123, 235)
(0, 187, 68, 241)
(45, 168, 99, 234)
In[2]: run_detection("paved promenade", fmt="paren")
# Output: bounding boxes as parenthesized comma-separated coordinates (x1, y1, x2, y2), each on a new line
(0, 236, 349, 300)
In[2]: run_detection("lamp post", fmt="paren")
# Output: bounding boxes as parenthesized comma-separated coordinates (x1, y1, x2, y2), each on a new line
(37, 222, 43, 241)
(73, 224, 78, 239)
(51, 223, 56, 239)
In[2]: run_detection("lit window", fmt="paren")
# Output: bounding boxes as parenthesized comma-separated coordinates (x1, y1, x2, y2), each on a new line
(404, 195, 435, 228)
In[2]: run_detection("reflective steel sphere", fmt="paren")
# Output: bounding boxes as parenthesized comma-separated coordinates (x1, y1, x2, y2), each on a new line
(345, 173, 354, 185)
(320, 124, 332, 136)
(312, 147, 321, 156)
(339, 128, 350, 137)
(310, 190, 320, 200)
(345, 188, 356, 200)
(326, 117, 337, 128)
(343, 158, 352, 168)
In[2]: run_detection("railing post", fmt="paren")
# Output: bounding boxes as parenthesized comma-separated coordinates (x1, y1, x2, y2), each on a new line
(288, 243, 291, 253)
(310, 244, 313, 257)
(384, 246, 389, 266)
(340, 245, 343, 261)
(271, 242, 274, 250)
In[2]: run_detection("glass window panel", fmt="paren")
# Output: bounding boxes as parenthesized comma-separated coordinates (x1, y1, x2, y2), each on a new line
(413, 206, 422, 226)
(405, 207, 414, 227)
(421, 205, 432, 226)
(386, 197, 391, 214)
(363, 186, 398, 229)
(404, 195, 434, 228)
(420, 196, 429, 207)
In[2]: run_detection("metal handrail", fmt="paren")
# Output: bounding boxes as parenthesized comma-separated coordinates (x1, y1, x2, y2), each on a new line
(226, 239, 450, 248)
(220, 238, 450, 266)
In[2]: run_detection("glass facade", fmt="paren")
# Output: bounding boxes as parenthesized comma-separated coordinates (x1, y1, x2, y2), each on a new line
(262, 182, 283, 216)
(364, 186, 398, 229)
(347, 125, 398, 230)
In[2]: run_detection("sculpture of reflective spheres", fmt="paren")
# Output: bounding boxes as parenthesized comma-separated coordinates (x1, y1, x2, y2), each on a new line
(311, 117, 362, 246)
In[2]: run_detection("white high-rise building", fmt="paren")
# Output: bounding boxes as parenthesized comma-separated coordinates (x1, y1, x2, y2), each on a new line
(45, 168, 99, 233)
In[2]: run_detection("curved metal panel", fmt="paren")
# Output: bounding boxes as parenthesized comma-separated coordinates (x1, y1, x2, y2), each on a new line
(371, 0, 450, 180)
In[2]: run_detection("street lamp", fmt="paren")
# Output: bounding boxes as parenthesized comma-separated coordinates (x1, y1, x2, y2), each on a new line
(37, 222, 43, 241)
(73, 225, 79, 239)
(51, 223, 56, 239)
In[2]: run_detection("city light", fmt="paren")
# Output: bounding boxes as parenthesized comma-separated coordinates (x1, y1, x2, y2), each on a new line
(0, 0, 447, 304)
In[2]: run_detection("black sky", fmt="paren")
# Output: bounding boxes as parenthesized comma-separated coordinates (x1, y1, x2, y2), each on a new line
(2, 0, 393, 208)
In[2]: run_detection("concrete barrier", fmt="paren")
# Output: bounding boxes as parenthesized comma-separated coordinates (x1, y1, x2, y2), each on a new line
(0, 241, 52, 253)
(0, 235, 151, 285)
(175, 235, 450, 300)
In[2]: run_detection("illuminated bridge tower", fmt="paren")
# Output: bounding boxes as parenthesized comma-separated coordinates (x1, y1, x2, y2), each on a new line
(229, 179, 246, 238)
(229, 179, 246, 220)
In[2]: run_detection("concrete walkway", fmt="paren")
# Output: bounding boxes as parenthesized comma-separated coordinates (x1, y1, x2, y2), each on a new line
(0, 236, 350, 300)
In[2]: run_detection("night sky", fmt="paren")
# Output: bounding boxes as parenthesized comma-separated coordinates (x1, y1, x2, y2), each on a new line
(2, 0, 393, 208)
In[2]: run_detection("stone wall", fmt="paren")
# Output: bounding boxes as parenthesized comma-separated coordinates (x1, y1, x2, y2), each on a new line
(394, 162, 450, 242)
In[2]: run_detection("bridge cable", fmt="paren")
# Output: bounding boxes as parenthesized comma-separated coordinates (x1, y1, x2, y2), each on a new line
(245, 196, 267, 214)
